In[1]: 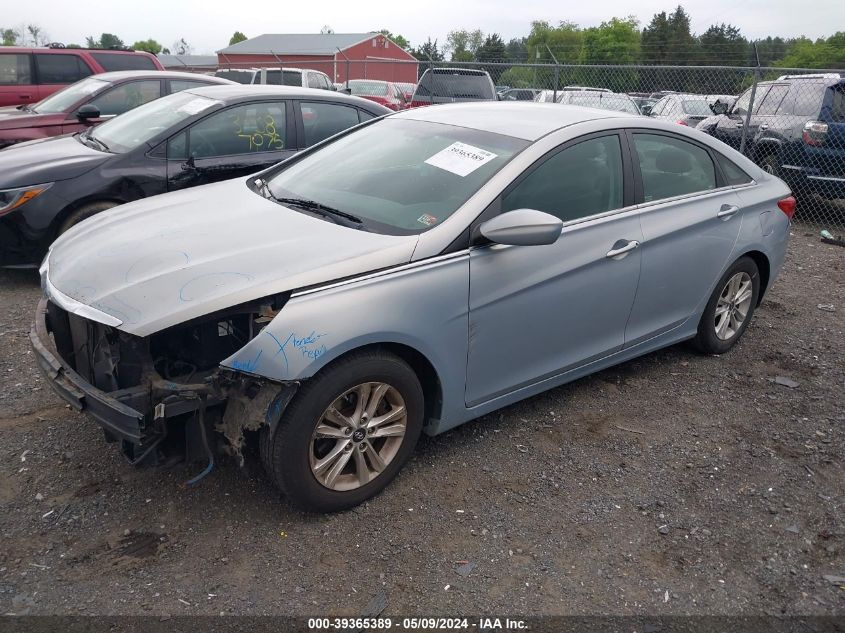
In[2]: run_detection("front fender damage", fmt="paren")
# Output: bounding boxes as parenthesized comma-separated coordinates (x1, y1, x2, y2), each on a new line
(215, 372, 299, 463)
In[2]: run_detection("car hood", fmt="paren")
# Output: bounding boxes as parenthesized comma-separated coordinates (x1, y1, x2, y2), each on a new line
(45, 179, 419, 337)
(0, 135, 109, 188)
(0, 106, 54, 128)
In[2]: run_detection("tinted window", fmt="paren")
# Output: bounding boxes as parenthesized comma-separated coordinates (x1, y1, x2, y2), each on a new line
(91, 52, 157, 71)
(0, 54, 32, 85)
(170, 79, 213, 93)
(415, 71, 494, 99)
(282, 70, 302, 86)
(681, 99, 712, 115)
(167, 130, 187, 160)
(348, 80, 389, 96)
(716, 153, 753, 185)
(567, 94, 640, 114)
(830, 86, 845, 122)
(214, 70, 255, 84)
(633, 134, 716, 202)
(88, 80, 161, 116)
(358, 109, 377, 122)
(503, 135, 624, 222)
(33, 54, 91, 84)
(264, 70, 282, 85)
(791, 82, 825, 116)
(757, 84, 789, 115)
(300, 102, 360, 146)
(186, 101, 287, 158)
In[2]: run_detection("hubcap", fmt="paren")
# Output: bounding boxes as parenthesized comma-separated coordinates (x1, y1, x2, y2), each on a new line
(309, 382, 407, 491)
(714, 272, 753, 341)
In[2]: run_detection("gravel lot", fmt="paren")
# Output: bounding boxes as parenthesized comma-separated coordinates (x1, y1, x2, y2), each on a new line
(0, 230, 843, 617)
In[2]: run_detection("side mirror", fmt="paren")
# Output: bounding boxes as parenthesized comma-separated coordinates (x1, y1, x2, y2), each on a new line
(641, 105, 652, 116)
(479, 209, 563, 246)
(710, 101, 729, 116)
(76, 104, 101, 120)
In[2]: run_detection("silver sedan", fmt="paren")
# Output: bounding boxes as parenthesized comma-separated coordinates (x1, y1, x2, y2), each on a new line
(32, 102, 794, 512)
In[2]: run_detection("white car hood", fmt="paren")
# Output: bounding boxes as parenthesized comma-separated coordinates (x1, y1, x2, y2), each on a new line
(45, 179, 418, 337)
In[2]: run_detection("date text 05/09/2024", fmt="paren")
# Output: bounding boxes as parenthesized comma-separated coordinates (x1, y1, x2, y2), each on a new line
(307, 617, 527, 630)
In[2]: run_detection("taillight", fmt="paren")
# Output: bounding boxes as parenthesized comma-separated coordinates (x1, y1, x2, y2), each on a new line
(777, 196, 796, 219)
(676, 120, 688, 126)
(802, 120, 828, 146)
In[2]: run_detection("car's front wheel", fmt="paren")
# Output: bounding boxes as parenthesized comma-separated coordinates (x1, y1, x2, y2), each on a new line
(693, 256, 760, 354)
(260, 350, 424, 512)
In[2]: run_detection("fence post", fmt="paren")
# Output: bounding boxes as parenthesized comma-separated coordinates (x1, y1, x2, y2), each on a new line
(546, 45, 560, 102)
(739, 44, 761, 156)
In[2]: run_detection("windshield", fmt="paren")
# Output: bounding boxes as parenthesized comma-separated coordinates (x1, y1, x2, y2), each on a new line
(567, 94, 640, 114)
(266, 119, 527, 235)
(348, 81, 389, 96)
(33, 77, 110, 114)
(89, 91, 222, 153)
(682, 99, 712, 115)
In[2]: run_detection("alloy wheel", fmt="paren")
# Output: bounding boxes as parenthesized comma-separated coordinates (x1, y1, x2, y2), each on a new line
(309, 382, 407, 491)
(714, 271, 753, 341)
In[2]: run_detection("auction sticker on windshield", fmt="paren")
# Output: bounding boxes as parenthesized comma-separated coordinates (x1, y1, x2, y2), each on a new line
(425, 142, 498, 177)
(177, 97, 220, 116)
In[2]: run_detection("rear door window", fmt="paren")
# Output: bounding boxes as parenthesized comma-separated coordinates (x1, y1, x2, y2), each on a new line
(282, 71, 303, 86)
(0, 53, 32, 85)
(632, 133, 717, 202)
(34, 54, 92, 84)
(90, 52, 157, 71)
(299, 101, 360, 146)
(830, 86, 845, 122)
(87, 80, 162, 116)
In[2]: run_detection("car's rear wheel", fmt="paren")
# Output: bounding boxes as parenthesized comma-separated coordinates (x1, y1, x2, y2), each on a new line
(260, 350, 424, 512)
(58, 201, 119, 235)
(693, 256, 760, 354)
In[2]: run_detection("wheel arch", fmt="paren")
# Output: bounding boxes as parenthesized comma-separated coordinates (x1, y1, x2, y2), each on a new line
(740, 249, 771, 305)
(297, 341, 444, 429)
(52, 195, 127, 239)
(751, 139, 782, 165)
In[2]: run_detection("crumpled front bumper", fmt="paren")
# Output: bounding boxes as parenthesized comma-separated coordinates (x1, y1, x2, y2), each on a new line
(30, 298, 147, 443)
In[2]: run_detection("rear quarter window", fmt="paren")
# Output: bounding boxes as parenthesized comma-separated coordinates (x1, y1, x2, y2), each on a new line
(0, 53, 32, 85)
(90, 53, 157, 71)
(34, 54, 92, 84)
(827, 85, 845, 122)
(715, 152, 753, 185)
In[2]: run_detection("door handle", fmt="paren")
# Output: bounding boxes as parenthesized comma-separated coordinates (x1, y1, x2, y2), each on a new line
(19, 94, 32, 99)
(759, 123, 769, 130)
(735, 121, 744, 127)
(606, 240, 640, 259)
(717, 204, 740, 219)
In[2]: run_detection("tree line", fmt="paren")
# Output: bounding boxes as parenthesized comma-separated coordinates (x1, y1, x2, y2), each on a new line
(0, 25, 194, 55)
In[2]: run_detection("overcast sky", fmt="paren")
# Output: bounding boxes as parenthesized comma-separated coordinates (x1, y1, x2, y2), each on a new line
(3, 0, 843, 54)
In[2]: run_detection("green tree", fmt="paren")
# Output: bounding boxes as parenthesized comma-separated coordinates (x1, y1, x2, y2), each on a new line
(497, 66, 535, 88)
(409, 37, 444, 73)
(26, 24, 49, 46)
(476, 33, 507, 82)
(526, 21, 583, 88)
(376, 29, 410, 50)
(1, 28, 17, 46)
(666, 6, 697, 65)
(229, 31, 247, 46)
(86, 33, 125, 49)
(641, 11, 672, 63)
(504, 37, 528, 62)
(132, 39, 162, 54)
(775, 33, 845, 68)
(579, 17, 641, 91)
(753, 36, 789, 66)
(698, 23, 747, 66)
(445, 29, 484, 61)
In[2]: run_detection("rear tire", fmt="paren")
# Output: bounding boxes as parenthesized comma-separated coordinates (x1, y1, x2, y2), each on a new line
(260, 350, 424, 513)
(693, 257, 760, 355)
(57, 201, 119, 235)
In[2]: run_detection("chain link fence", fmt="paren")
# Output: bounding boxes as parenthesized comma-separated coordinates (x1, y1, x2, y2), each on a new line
(217, 56, 845, 231)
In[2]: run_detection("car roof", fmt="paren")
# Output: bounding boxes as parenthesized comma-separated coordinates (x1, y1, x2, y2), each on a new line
(87, 70, 234, 83)
(393, 102, 623, 141)
(181, 84, 391, 111)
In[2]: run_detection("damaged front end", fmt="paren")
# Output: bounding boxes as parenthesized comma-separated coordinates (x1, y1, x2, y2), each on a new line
(30, 295, 298, 466)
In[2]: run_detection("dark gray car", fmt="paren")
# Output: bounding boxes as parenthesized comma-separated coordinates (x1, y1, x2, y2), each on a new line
(409, 68, 496, 107)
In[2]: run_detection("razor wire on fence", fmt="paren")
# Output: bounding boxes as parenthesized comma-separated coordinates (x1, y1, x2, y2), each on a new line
(217, 56, 845, 231)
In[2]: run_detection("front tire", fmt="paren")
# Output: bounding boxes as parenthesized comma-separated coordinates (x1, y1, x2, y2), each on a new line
(693, 256, 760, 354)
(260, 350, 424, 513)
(57, 201, 119, 235)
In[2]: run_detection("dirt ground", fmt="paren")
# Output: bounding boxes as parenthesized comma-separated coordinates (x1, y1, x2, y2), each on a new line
(0, 230, 843, 617)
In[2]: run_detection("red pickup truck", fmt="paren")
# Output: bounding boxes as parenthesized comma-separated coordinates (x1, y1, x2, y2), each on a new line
(0, 45, 163, 107)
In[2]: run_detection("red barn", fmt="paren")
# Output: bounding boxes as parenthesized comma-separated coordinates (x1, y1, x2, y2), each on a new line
(217, 33, 418, 84)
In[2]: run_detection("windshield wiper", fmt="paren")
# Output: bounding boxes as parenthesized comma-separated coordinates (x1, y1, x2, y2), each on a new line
(272, 196, 364, 227)
(79, 129, 110, 152)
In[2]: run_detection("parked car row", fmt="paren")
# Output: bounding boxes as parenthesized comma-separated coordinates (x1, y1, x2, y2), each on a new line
(0, 44, 163, 107)
(214, 67, 335, 91)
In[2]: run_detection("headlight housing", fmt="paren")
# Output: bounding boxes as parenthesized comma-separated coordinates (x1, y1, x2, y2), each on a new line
(0, 183, 53, 217)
